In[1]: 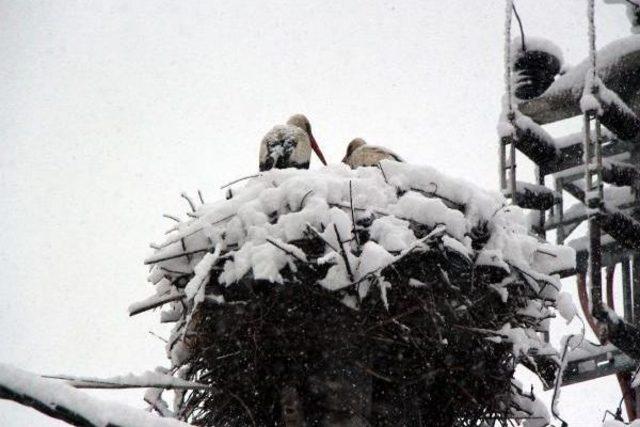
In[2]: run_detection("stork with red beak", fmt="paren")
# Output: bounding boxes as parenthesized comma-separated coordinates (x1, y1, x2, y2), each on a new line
(259, 114, 327, 171)
(342, 138, 403, 169)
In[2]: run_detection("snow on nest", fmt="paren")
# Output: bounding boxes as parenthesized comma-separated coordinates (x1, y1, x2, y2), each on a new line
(136, 161, 579, 426)
(142, 161, 575, 312)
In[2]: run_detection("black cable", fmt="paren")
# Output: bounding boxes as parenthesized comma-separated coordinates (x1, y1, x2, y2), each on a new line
(512, 2, 526, 51)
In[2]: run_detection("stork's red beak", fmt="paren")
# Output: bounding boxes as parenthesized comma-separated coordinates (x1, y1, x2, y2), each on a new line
(309, 133, 327, 166)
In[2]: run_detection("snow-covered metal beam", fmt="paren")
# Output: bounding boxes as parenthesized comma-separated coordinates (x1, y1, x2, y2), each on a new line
(519, 36, 640, 129)
(568, 235, 633, 275)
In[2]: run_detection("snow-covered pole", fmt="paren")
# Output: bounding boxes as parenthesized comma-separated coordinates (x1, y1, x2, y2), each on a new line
(582, 0, 604, 310)
(500, 0, 518, 202)
(504, 0, 514, 119)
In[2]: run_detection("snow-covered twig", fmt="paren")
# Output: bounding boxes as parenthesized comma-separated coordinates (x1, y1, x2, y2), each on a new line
(220, 174, 260, 189)
(452, 324, 510, 339)
(349, 181, 360, 245)
(345, 225, 447, 288)
(153, 213, 235, 250)
(144, 246, 213, 265)
(376, 161, 389, 183)
(265, 237, 311, 266)
(180, 192, 196, 212)
(163, 214, 181, 223)
(305, 223, 339, 252)
(43, 371, 211, 390)
(145, 387, 174, 418)
(129, 290, 185, 316)
(333, 224, 355, 282)
(299, 189, 314, 210)
(410, 184, 465, 211)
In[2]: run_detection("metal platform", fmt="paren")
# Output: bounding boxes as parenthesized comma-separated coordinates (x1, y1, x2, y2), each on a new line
(563, 346, 636, 388)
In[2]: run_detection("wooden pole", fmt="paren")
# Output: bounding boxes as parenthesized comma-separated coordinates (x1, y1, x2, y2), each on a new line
(632, 254, 640, 421)
(633, 255, 640, 327)
(554, 177, 565, 244)
(584, 113, 603, 308)
(622, 258, 633, 323)
(536, 166, 546, 239)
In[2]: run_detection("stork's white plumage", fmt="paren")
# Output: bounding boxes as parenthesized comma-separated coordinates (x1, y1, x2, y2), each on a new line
(342, 138, 403, 169)
(259, 114, 327, 171)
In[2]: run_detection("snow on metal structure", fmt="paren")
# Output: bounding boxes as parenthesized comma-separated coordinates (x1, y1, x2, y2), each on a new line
(500, 0, 640, 422)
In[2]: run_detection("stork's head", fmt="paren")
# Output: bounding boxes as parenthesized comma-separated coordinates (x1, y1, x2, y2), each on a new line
(287, 114, 327, 166)
(342, 138, 367, 163)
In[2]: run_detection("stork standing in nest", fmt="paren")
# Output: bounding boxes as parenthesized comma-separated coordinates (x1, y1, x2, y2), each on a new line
(342, 138, 403, 169)
(259, 114, 327, 171)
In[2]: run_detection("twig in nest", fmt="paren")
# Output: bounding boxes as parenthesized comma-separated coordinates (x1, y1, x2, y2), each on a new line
(452, 324, 509, 339)
(160, 266, 191, 275)
(144, 246, 213, 265)
(329, 202, 388, 216)
(148, 331, 168, 343)
(305, 223, 339, 252)
(181, 192, 197, 212)
(355, 361, 394, 383)
(197, 189, 205, 204)
(376, 161, 389, 184)
(365, 305, 422, 332)
(228, 390, 257, 427)
(163, 214, 181, 223)
(333, 224, 355, 282)
(349, 181, 360, 245)
(299, 190, 313, 210)
(411, 183, 465, 211)
(507, 262, 559, 294)
(220, 174, 260, 189)
(535, 249, 557, 258)
(42, 375, 211, 390)
(396, 225, 446, 261)
(144, 392, 174, 418)
(265, 237, 313, 270)
(345, 225, 447, 288)
(155, 213, 236, 249)
(129, 291, 186, 316)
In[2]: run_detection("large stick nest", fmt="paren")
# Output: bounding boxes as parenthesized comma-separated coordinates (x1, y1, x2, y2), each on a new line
(136, 162, 575, 426)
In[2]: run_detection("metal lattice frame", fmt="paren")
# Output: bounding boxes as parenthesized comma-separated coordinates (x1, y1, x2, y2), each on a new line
(501, 0, 640, 419)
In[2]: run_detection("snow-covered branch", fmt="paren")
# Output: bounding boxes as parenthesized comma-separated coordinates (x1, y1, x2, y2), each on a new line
(0, 364, 191, 427)
(43, 370, 210, 390)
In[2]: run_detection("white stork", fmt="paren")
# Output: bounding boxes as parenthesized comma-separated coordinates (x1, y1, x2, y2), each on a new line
(341, 138, 403, 169)
(259, 114, 327, 171)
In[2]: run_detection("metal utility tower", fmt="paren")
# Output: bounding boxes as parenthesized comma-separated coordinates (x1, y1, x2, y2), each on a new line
(501, 0, 640, 419)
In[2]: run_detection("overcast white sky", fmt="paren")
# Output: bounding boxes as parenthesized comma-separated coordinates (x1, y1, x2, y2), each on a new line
(0, 1, 633, 425)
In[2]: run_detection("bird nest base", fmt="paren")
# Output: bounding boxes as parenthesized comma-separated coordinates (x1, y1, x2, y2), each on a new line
(182, 245, 529, 426)
(138, 163, 574, 426)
